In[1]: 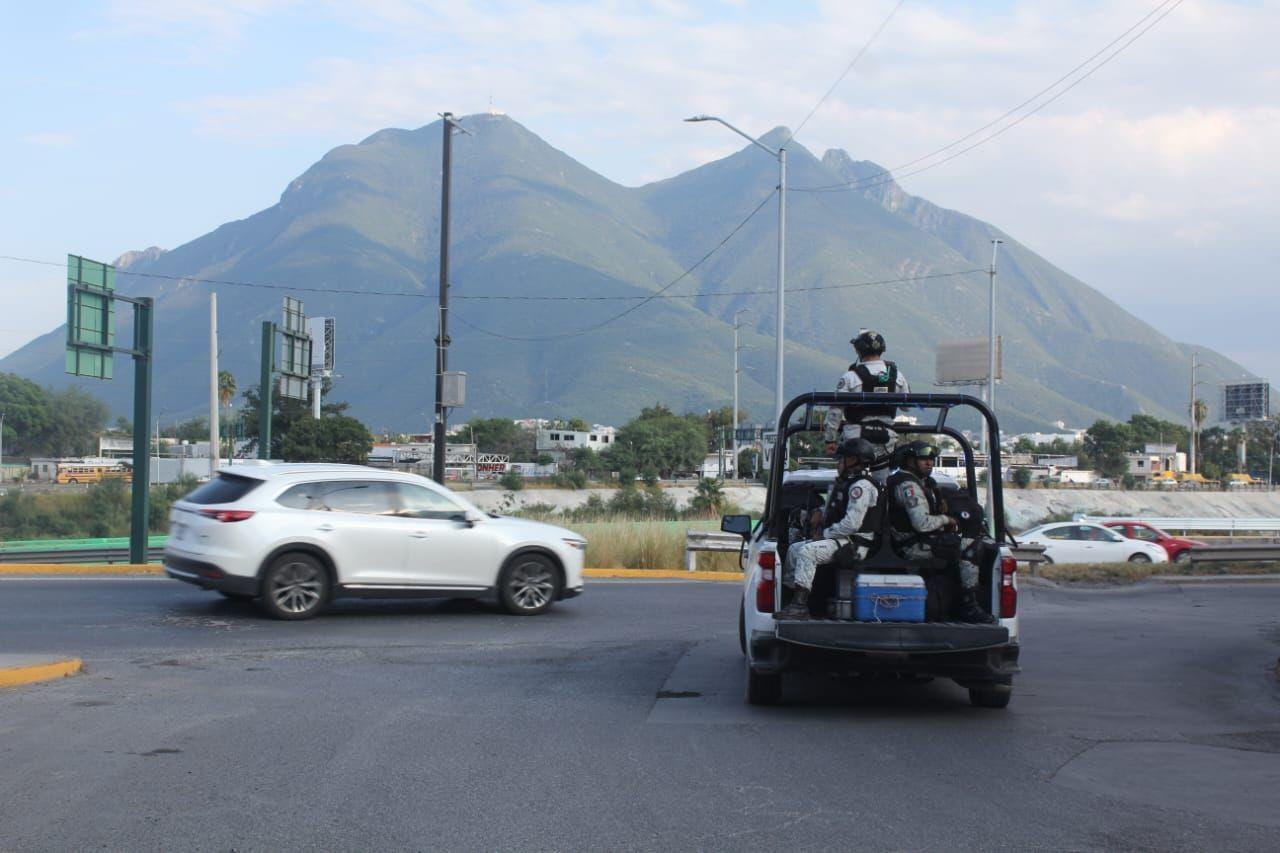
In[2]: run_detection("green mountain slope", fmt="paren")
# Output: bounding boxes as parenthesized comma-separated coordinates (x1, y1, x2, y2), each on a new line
(1, 114, 1257, 433)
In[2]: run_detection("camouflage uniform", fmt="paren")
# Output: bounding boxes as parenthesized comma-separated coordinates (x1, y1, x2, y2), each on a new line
(823, 358, 910, 480)
(787, 476, 879, 591)
(889, 475, 979, 590)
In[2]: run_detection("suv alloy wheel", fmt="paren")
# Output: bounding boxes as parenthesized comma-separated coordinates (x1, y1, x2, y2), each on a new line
(261, 552, 330, 620)
(498, 554, 561, 615)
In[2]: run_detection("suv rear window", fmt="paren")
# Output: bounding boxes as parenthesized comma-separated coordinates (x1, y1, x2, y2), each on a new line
(182, 473, 263, 505)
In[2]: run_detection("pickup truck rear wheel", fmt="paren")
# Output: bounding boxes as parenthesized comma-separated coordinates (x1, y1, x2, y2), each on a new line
(968, 683, 1012, 709)
(746, 663, 782, 706)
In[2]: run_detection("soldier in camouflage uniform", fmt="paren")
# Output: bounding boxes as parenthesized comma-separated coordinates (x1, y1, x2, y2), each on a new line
(776, 438, 880, 621)
(887, 441, 996, 624)
(823, 330, 909, 480)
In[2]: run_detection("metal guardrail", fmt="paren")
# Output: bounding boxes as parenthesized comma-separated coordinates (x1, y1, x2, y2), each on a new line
(1189, 544, 1280, 563)
(684, 530, 744, 572)
(0, 546, 165, 564)
(1075, 515, 1280, 534)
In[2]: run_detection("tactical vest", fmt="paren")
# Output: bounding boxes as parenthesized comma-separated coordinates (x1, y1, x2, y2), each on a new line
(887, 469, 941, 538)
(823, 474, 882, 547)
(844, 361, 899, 422)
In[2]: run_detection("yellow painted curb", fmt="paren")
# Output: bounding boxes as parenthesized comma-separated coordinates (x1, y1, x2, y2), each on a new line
(0, 658, 83, 688)
(583, 568, 742, 581)
(0, 563, 161, 575)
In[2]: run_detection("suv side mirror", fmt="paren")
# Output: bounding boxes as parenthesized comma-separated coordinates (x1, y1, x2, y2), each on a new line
(721, 514, 752, 538)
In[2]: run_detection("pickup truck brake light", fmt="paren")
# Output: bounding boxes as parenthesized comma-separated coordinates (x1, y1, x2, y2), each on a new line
(755, 550, 776, 614)
(1000, 556, 1017, 618)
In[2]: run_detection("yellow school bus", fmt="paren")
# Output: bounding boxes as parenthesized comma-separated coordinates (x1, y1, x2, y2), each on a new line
(55, 464, 133, 485)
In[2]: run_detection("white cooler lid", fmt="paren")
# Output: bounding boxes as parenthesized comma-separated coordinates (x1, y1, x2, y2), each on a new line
(856, 573, 925, 588)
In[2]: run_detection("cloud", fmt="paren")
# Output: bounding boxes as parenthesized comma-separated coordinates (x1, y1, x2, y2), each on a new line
(86, 0, 299, 41)
(21, 132, 74, 148)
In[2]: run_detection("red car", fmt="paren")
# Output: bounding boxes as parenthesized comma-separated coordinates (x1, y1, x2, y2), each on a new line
(1103, 521, 1206, 564)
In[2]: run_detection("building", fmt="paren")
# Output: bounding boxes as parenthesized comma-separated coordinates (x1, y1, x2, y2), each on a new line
(1126, 443, 1187, 481)
(534, 426, 617, 462)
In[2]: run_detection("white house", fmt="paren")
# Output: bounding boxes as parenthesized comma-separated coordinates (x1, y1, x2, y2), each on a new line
(535, 426, 617, 462)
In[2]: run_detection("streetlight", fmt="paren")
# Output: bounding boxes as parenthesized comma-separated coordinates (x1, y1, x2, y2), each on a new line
(685, 115, 787, 424)
(0, 411, 5, 481)
(732, 309, 751, 479)
(987, 239, 1003, 418)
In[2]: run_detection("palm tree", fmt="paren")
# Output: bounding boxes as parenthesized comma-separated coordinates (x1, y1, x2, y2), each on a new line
(217, 371, 237, 408)
(1191, 398, 1209, 475)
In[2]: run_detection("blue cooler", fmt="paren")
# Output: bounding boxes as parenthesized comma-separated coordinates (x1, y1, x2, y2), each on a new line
(855, 574, 927, 623)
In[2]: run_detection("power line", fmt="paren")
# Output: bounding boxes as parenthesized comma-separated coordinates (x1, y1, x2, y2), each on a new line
(788, 0, 906, 144)
(0, 254, 427, 299)
(0, 248, 980, 304)
(449, 188, 778, 341)
(793, 0, 1185, 194)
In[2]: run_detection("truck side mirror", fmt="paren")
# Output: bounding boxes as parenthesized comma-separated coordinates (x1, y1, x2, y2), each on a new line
(721, 514, 752, 538)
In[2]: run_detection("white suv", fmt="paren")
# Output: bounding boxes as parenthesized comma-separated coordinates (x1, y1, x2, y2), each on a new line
(163, 463, 586, 619)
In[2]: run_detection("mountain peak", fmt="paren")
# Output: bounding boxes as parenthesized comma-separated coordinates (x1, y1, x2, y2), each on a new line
(114, 246, 166, 269)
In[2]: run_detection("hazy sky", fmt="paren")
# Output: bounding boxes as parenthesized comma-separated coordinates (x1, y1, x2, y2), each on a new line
(3, 0, 1276, 390)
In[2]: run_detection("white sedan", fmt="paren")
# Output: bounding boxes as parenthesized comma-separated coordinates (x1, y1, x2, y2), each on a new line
(1017, 522, 1169, 565)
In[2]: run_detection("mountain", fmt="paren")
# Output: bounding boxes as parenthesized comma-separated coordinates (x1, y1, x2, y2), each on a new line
(0, 114, 1256, 433)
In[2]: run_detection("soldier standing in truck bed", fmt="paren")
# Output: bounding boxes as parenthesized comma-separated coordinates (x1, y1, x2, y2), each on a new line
(822, 329, 909, 477)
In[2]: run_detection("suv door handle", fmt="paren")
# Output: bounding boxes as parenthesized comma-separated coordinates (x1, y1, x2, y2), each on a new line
(317, 524, 335, 533)
(410, 531, 429, 539)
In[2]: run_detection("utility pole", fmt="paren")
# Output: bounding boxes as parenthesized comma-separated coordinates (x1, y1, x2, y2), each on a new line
(433, 112, 470, 484)
(987, 239, 1003, 414)
(1188, 352, 1198, 476)
(209, 294, 219, 473)
(259, 321, 274, 460)
(0, 411, 5, 479)
(732, 309, 750, 480)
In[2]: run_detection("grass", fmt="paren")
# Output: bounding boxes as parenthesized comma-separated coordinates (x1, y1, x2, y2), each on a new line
(1038, 560, 1279, 585)
(518, 515, 745, 572)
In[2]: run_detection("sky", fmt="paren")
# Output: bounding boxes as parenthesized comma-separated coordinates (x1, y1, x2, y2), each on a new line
(3, 0, 1277, 394)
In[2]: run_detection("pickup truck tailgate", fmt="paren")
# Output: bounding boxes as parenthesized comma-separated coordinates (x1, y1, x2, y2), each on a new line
(776, 620, 1009, 653)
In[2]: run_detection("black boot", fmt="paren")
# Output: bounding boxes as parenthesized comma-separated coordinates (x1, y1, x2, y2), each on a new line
(956, 589, 997, 624)
(774, 587, 812, 621)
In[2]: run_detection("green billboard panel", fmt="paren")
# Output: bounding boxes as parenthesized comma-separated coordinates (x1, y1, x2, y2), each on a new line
(65, 254, 116, 379)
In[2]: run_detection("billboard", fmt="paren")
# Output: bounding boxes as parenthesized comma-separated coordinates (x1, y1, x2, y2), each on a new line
(1223, 382, 1270, 422)
(935, 337, 1002, 386)
(307, 316, 335, 372)
(278, 297, 312, 400)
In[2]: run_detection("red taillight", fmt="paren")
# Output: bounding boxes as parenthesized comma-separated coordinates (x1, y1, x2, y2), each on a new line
(199, 509, 255, 523)
(999, 555, 1017, 618)
(755, 550, 776, 613)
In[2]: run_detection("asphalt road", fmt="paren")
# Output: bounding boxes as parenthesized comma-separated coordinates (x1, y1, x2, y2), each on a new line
(1, 577, 1278, 851)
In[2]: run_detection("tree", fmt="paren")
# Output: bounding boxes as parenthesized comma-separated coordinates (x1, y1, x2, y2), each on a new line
(240, 381, 371, 462)
(467, 418, 536, 461)
(1012, 467, 1032, 488)
(217, 370, 237, 408)
(41, 387, 109, 457)
(278, 415, 373, 464)
(1013, 437, 1036, 454)
(0, 372, 52, 457)
(1083, 420, 1132, 479)
(690, 477, 726, 515)
(608, 405, 706, 478)
(173, 417, 209, 443)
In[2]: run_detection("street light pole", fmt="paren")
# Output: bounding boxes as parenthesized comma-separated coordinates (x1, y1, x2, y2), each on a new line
(0, 411, 5, 480)
(686, 115, 787, 423)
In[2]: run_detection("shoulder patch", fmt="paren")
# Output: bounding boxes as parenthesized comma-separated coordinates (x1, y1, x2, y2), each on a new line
(850, 486, 863, 500)
(836, 376, 848, 391)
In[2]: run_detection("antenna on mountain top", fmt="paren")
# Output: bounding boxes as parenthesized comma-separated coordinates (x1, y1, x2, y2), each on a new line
(487, 94, 504, 116)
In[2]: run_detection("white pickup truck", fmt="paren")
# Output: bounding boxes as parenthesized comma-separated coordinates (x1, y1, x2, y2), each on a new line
(723, 392, 1021, 707)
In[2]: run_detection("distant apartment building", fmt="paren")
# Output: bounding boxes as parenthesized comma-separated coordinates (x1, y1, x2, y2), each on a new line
(535, 426, 617, 462)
